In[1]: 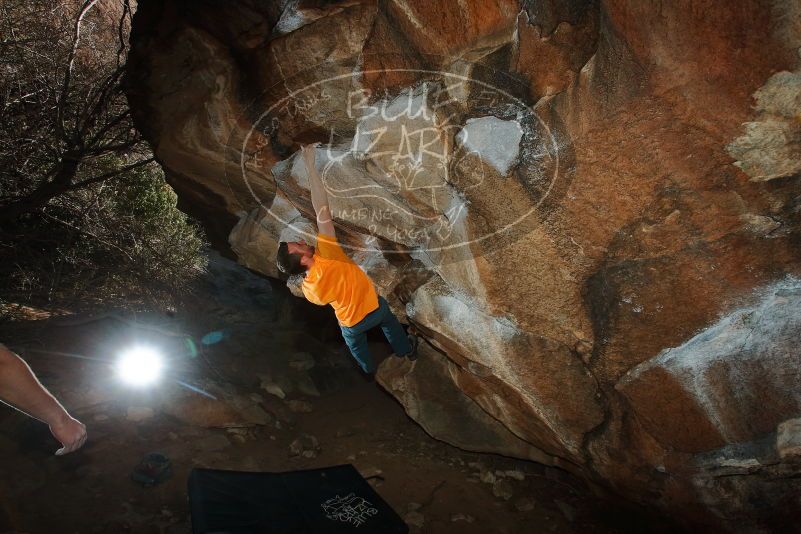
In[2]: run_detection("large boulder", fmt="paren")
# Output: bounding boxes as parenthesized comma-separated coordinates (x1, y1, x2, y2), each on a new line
(125, 0, 801, 530)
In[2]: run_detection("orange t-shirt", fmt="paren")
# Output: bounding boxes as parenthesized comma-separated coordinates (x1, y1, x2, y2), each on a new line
(301, 233, 379, 327)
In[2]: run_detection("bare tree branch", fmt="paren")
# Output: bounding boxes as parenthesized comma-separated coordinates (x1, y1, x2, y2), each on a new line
(0, 153, 80, 221)
(68, 156, 155, 191)
(86, 106, 130, 146)
(55, 0, 101, 142)
(116, 0, 132, 67)
(78, 65, 125, 139)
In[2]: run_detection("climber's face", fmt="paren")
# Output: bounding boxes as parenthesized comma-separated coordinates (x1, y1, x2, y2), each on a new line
(287, 241, 314, 259)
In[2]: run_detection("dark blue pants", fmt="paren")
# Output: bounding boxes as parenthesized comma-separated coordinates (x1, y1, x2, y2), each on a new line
(340, 297, 412, 373)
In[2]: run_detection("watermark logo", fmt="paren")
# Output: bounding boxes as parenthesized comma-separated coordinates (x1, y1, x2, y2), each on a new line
(232, 59, 573, 262)
(321, 492, 378, 527)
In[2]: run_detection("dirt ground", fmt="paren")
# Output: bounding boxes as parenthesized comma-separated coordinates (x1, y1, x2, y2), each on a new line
(0, 259, 683, 534)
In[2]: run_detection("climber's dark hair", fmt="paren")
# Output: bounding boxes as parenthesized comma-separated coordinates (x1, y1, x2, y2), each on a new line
(276, 242, 304, 275)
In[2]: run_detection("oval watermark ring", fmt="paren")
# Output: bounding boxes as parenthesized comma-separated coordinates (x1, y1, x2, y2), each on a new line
(230, 59, 574, 260)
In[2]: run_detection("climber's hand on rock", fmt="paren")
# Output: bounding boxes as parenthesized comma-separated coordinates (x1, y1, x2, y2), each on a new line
(301, 144, 317, 165)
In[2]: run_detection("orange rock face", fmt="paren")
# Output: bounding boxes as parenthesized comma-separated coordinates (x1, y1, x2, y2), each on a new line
(126, 0, 801, 529)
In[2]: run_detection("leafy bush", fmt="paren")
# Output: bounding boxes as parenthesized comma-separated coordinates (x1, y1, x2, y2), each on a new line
(0, 159, 207, 315)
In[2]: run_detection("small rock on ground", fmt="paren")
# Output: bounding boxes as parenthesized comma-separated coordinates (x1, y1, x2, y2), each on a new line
(480, 469, 496, 484)
(260, 382, 286, 399)
(492, 479, 515, 500)
(777, 418, 801, 459)
(514, 497, 536, 512)
(289, 434, 320, 458)
(404, 511, 424, 529)
(505, 469, 525, 480)
(232, 401, 272, 426)
(357, 465, 383, 478)
(294, 373, 320, 397)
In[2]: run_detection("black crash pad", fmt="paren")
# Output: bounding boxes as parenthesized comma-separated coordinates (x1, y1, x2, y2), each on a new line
(188, 465, 408, 533)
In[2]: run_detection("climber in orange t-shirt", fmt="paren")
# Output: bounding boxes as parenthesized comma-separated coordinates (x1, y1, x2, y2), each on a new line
(276, 144, 418, 376)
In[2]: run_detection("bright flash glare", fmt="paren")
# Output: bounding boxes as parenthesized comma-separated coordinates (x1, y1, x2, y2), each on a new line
(116, 347, 163, 386)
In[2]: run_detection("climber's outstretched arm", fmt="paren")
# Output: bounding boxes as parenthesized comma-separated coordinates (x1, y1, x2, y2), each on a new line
(302, 144, 336, 237)
(0, 344, 86, 455)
